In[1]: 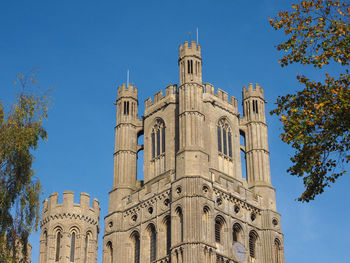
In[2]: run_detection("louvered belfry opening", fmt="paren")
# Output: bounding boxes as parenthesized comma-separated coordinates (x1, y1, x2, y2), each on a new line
(249, 231, 258, 258)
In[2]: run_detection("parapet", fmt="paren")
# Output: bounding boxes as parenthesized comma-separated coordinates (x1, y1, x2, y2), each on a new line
(242, 83, 264, 99)
(203, 83, 238, 112)
(42, 191, 100, 219)
(117, 83, 138, 100)
(144, 84, 178, 112)
(179, 41, 201, 59)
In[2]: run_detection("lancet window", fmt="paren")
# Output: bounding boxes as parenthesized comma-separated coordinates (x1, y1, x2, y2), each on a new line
(132, 232, 140, 263)
(106, 241, 113, 263)
(151, 119, 165, 159)
(232, 223, 243, 243)
(274, 238, 281, 263)
(70, 232, 76, 262)
(217, 119, 233, 158)
(149, 224, 157, 261)
(55, 231, 62, 262)
(215, 216, 225, 244)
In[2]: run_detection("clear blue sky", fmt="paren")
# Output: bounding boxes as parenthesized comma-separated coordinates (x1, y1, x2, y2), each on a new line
(1, 0, 349, 262)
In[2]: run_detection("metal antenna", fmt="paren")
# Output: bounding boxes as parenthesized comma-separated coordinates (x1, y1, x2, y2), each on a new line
(189, 31, 191, 43)
(127, 69, 129, 88)
(197, 27, 199, 43)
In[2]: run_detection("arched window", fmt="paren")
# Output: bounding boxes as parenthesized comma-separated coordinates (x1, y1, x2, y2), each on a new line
(84, 232, 91, 263)
(215, 216, 225, 243)
(217, 119, 233, 158)
(149, 224, 157, 261)
(123, 101, 130, 115)
(249, 231, 258, 259)
(274, 238, 281, 263)
(164, 217, 171, 254)
(233, 223, 243, 243)
(175, 207, 184, 242)
(70, 232, 76, 262)
(43, 230, 48, 262)
(203, 206, 210, 241)
(132, 232, 140, 263)
(55, 231, 62, 262)
(151, 119, 165, 159)
(106, 241, 113, 263)
(252, 100, 259, 114)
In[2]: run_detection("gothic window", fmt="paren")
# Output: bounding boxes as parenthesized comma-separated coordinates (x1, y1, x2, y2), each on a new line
(151, 119, 165, 159)
(203, 206, 210, 241)
(43, 230, 48, 262)
(132, 232, 140, 263)
(232, 223, 242, 243)
(252, 100, 259, 114)
(106, 241, 113, 263)
(149, 224, 157, 261)
(175, 207, 184, 242)
(165, 217, 171, 254)
(217, 126, 222, 152)
(70, 232, 76, 262)
(217, 119, 233, 158)
(274, 238, 281, 263)
(84, 232, 90, 263)
(124, 101, 130, 115)
(55, 231, 62, 262)
(215, 216, 225, 243)
(249, 231, 258, 259)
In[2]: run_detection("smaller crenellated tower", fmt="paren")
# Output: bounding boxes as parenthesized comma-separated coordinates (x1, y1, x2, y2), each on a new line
(241, 83, 276, 210)
(110, 83, 143, 211)
(179, 41, 202, 85)
(39, 191, 100, 263)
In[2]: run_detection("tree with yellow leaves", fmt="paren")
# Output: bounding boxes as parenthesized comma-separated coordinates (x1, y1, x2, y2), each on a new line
(269, 0, 350, 202)
(0, 70, 51, 262)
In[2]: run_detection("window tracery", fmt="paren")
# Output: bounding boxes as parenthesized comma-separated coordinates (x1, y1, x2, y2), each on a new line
(217, 119, 233, 158)
(151, 119, 165, 159)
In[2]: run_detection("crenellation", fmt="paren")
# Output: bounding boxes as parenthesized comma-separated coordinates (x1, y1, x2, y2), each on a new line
(242, 82, 264, 99)
(179, 41, 201, 58)
(154, 90, 164, 103)
(203, 83, 214, 94)
(165, 84, 177, 96)
(100, 40, 283, 263)
(40, 192, 100, 263)
(117, 83, 138, 99)
(44, 192, 100, 216)
(144, 85, 178, 114)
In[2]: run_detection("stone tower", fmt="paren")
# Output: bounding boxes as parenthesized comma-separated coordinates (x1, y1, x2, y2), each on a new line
(103, 41, 285, 263)
(39, 192, 100, 263)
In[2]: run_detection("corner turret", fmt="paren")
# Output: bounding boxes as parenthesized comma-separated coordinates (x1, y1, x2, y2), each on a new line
(178, 41, 202, 85)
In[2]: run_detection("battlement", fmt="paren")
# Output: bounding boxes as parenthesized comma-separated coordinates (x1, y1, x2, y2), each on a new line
(203, 83, 238, 111)
(42, 191, 100, 217)
(117, 83, 138, 99)
(144, 84, 177, 111)
(179, 41, 201, 59)
(242, 83, 264, 99)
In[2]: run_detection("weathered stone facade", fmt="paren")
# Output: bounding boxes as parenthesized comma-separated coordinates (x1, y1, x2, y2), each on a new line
(39, 192, 100, 263)
(39, 40, 285, 263)
(103, 41, 285, 263)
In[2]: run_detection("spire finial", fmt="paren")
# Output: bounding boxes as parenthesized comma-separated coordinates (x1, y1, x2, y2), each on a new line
(127, 69, 129, 88)
(189, 31, 191, 43)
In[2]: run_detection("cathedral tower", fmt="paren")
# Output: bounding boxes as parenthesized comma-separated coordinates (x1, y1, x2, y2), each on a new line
(39, 192, 100, 263)
(102, 40, 285, 263)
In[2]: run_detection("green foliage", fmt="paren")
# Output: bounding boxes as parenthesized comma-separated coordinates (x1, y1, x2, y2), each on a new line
(269, 0, 350, 202)
(0, 71, 51, 262)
